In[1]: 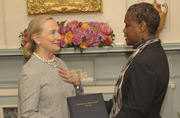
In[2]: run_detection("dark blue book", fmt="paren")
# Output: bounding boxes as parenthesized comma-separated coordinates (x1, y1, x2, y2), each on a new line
(67, 93, 108, 118)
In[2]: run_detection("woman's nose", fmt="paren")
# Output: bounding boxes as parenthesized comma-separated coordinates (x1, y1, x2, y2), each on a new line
(123, 27, 126, 33)
(56, 32, 62, 41)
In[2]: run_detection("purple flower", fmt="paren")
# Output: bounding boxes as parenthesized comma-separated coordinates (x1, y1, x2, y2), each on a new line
(84, 28, 94, 36)
(58, 24, 61, 28)
(60, 40, 66, 47)
(92, 38, 100, 47)
(92, 32, 100, 47)
(71, 26, 77, 32)
(92, 22, 100, 27)
(88, 22, 93, 26)
(88, 22, 100, 27)
(58, 24, 67, 34)
(21, 40, 27, 47)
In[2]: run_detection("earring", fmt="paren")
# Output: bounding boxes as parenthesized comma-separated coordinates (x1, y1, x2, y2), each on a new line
(37, 42, 41, 45)
(141, 33, 144, 40)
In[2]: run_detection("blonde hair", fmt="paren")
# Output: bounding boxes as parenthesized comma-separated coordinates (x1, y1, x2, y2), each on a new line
(23, 15, 55, 62)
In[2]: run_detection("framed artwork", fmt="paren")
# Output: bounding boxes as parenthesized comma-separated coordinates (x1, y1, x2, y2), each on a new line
(0, 105, 17, 118)
(26, 0, 103, 16)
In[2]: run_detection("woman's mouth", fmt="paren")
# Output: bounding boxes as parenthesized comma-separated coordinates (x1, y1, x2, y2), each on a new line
(55, 43, 61, 46)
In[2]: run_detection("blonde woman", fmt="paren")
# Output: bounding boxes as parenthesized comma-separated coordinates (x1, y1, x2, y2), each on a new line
(18, 15, 83, 118)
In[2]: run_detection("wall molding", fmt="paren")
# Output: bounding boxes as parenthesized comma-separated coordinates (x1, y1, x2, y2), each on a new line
(0, 82, 176, 96)
(0, 89, 18, 96)
(0, 44, 180, 56)
(0, 86, 114, 96)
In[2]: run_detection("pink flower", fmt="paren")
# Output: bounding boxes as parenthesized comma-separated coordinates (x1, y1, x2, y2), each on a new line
(86, 36, 94, 46)
(27, 35, 29, 40)
(99, 33, 107, 42)
(25, 30, 28, 36)
(67, 20, 79, 31)
(99, 22, 113, 35)
(73, 28, 85, 45)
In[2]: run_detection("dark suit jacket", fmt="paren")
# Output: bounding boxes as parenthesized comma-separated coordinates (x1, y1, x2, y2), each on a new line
(106, 39, 169, 118)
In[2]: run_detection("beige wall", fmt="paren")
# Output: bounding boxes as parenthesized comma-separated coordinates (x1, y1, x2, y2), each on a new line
(0, 0, 179, 49)
(0, 0, 5, 49)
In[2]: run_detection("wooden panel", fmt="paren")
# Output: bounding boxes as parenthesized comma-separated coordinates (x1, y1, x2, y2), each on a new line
(0, 96, 18, 106)
(171, 51, 180, 76)
(62, 56, 95, 85)
(0, 56, 24, 88)
(165, 51, 174, 77)
(96, 53, 130, 79)
(161, 86, 173, 118)
(172, 78, 180, 118)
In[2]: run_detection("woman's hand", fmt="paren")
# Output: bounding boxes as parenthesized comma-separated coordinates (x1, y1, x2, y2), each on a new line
(58, 66, 79, 84)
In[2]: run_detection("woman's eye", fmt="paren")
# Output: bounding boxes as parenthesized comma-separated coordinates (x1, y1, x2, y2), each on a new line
(51, 32, 55, 34)
(125, 24, 129, 27)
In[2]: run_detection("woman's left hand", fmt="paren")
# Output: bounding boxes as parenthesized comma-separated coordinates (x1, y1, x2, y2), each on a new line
(58, 66, 79, 84)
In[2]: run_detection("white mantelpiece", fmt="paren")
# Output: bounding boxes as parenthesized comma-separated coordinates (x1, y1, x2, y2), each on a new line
(0, 44, 180, 56)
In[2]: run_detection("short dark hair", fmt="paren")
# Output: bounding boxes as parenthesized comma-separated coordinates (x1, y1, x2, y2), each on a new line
(127, 2, 160, 35)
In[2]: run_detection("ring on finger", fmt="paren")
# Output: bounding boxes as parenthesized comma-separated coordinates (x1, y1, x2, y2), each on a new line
(66, 75, 69, 79)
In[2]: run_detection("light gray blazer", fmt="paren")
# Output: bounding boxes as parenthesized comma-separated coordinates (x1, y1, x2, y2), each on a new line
(18, 55, 83, 118)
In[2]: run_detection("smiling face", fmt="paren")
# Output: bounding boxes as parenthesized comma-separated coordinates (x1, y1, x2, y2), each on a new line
(36, 19, 61, 55)
(123, 12, 142, 46)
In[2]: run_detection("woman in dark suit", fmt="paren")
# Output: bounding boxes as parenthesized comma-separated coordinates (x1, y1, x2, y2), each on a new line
(106, 2, 169, 118)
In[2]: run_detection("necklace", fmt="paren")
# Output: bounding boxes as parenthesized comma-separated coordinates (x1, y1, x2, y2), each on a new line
(33, 52, 59, 68)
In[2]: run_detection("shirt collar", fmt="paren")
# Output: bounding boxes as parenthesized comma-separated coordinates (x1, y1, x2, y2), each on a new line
(132, 36, 158, 49)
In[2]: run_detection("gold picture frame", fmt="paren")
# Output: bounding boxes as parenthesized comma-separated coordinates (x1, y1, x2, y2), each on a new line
(26, 0, 103, 16)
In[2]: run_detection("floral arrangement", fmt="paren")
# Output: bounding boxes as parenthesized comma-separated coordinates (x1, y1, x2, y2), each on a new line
(19, 20, 115, 54)
(19, 28, 29, 48)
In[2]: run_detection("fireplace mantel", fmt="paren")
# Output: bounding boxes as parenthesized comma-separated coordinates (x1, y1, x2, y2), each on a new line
(0, 44, 180, 56)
